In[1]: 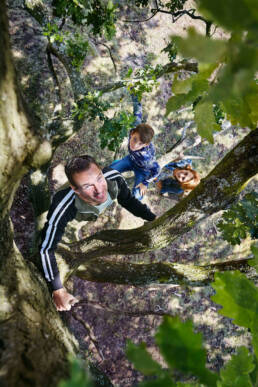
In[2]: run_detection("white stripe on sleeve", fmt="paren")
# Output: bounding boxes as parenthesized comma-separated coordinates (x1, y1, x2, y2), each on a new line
(40, 189, 74, 281)
(103, 169, 121, 178)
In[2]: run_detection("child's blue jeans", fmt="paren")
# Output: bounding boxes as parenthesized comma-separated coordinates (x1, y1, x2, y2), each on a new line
(159, 178, 183, 194)
(110, 156, 149, 200)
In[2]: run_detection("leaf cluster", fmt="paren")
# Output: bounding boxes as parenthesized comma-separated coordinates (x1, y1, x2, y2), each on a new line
(58, 356, 92, 387)
(126, 64, 162, 101)
(72, 92, 135, 154)
(166, 0, 258, 142)
(72, 91, 111, 121)
(66, 33, 90, 69)
(43, 23, 90, 69)
(52, 0, 117, 39)
(43, 22, 67, 43)
(217, 192, 258, 245)
(126, 246, 258, 386)
(165, 0, 187, 13)
(133, 0, 187, 13)
(161, 40, 178, 62)
(99, 111, 135, 153)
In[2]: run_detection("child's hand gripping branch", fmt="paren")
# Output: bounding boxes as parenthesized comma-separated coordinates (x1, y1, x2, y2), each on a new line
(109, 94, 160, 200)
(136, 182, 148, 197)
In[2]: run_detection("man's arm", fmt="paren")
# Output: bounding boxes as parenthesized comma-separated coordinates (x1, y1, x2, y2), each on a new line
(40, 188, 78, 311)
(115, 175, 156, 221)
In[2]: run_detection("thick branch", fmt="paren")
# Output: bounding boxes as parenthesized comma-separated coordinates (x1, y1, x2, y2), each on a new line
(0, 0, 46, 215)
(55, 128, 258, 284)
(60, 254, 253, 287)
(47, 42, 88, 101)
(123, 6, 211, 36)
(157, 121, 204, 168)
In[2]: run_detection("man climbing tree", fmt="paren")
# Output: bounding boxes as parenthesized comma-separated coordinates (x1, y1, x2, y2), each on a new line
(41, 155, 155, 311)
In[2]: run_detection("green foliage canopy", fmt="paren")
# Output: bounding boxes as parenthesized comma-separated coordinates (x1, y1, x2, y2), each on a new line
(166, 0, 258, 142)
(217, 192, 258, 245)
(52, 0, 117, 39)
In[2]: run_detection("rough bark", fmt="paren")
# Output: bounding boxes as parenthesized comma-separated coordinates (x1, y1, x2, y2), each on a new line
(55, 128, 258, 285)
(0, 216, 78, 387)
(0, 1, 42, 215)
(0, 3, 79, 385)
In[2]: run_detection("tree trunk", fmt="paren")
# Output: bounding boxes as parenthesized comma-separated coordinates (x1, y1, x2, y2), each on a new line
(0, 216, 78, 386)
(0, 3, 79, 385)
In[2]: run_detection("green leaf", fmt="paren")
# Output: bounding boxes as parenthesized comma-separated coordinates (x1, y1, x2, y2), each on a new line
(221, 93, 254, 129)
(155, 316, 218, 386)
(218, 347, 254, 387)
(211, 271, 258, 329)
(166, 94, 192, 114)
(176, 384, 200, 387)
(194, 100, 220, 142)
(198, 0, 258, 32)
(167, 79, 209, 116)
(251, 315, 258, 360)
(172, 74, 194, 94)
(137, 374, 176, 387)
(218, 193, 258, 244)
(244, 0, 258, 21)
(126, 341, 163, 376)
(126, 67, 133, 78)
(249, 244, 258, 273)
(58, 356, 92, 387)
(173, 28, 227, 63)
(246, 84, 258, 126)
(172, 64, 217, 95)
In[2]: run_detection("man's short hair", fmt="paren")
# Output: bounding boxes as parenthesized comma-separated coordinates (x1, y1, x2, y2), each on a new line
(132, 123, 154, 144)
(65, 155, 100, 187)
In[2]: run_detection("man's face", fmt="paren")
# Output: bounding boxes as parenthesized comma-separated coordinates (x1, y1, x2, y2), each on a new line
(129, 131, 148, 151)
(173, 168, 194, 183)
(71, 163, 108, 205)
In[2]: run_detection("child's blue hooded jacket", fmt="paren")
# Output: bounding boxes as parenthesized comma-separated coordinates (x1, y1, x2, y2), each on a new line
(128, 97, 160, 185)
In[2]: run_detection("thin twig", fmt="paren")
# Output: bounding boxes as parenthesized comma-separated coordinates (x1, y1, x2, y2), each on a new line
(172, 9, 208, 24)
(123, 9, 158, 23)
(46, 46, 63, 105)
(123, 6, 211, 37)
(71, 311, 105, 360)
(165, 121, 193, 154)
(210, 25, 218, 37)
(74, 299, 168, 317)
(94, 41, 117, 74)
(59, 17, 66, 30)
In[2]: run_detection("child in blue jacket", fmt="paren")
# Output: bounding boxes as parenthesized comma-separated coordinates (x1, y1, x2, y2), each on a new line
(110, 95, 160, 200)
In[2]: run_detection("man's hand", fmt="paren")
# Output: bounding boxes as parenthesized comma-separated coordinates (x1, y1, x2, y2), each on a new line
(52, 288, 79, 312)
(136, 183, 147, 197)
